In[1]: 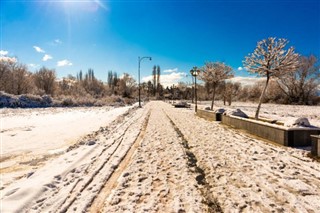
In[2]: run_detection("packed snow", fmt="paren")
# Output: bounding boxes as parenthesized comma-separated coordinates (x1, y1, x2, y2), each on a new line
(1, 101, 320, 212)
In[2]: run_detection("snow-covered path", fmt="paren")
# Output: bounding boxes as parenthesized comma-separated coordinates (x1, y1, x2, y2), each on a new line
(1, 101, 320, 212)
(99, 102, 210, 212)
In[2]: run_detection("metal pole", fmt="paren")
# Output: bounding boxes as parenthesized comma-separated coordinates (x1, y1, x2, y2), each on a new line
(195, 75, 197, 112)
(138, 57, 141, 108)
(191, 75, 194, 103)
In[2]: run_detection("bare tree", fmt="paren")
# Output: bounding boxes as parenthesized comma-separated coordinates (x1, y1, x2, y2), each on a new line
(152, 65, 156, 96)
(147, 80, 153, 97)
(1, 57, 12, 92)
(221, 81, 241, 106)
(12, 64, 33, 95)
(199, 62, 234, 110)
(157, 65, 160, 94)
(244, 37, 300, 119)
(118, 73, 136, 98)
(0, 57, 33, 95)
(107, 71, 119, 95)
(34, 67, 57, 95)
(278, 55, 320, 105)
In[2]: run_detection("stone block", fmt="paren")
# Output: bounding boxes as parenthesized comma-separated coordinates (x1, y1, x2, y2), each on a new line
(311, 135, 320, 157)
(196, 109, 222, 121)
(221, 114, 320, 147)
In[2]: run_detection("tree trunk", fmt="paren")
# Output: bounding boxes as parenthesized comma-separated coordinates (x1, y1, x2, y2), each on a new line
(210, 87, 216, 110)
(255, 75, 270, 119)
(228, 96, 232, 106)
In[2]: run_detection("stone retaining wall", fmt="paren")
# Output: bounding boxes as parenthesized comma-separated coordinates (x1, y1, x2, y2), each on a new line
(196, 109, 222, 121)
(221, 114, 320, 147)
(311, 135, 320, 157)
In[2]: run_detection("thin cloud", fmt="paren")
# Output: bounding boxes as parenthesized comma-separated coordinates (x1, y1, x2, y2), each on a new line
(0, 50, 8, 56)
(49, 39, 62, 46)
(142, 72, 186, 88)
(54, 39, 62, 44)
(229, 76, 264, 86)
(33, 46, 45, 53)
(28, 63, 40, 69)
(57, 59, 72, 67)
(43, 54, 53, 61)
(163, 68, 178, 73)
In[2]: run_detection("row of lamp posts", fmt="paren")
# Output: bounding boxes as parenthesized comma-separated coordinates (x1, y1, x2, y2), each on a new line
(138, 56, 199, 113)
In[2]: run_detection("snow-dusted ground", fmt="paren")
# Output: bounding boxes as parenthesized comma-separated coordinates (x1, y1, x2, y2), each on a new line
(1, 101, 320, 212)
(1, 106, 134, 191)
(1, 106, 135, 155)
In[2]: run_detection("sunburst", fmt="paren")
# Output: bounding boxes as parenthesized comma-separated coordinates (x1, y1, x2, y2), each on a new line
(59, 0, 108, 11)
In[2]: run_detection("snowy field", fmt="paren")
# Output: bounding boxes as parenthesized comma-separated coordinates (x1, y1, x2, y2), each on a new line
(1, 101, 320, 212)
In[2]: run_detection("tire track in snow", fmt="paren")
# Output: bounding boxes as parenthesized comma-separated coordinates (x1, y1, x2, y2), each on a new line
(2, 106, 149, 213)
(54, 107, 150, 212)
(101, 102, 207, 212)
(163, 109, 223, 213)
(89, 109, 151, 212)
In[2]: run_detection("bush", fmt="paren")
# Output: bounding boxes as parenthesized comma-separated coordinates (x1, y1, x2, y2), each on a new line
(0, 91, 137, 108)
(61, 98, 75, 107)
(0, 91, 53, 108)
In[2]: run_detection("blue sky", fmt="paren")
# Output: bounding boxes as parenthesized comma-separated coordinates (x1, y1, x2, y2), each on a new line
(1, 0, 319, 86)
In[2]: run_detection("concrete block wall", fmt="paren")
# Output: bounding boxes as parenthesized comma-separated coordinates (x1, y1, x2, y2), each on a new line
(221, 115, 287, 145)
(311, 135, 320, 157)
(221, 115, 320, 147)
(196, 109, 221, 121)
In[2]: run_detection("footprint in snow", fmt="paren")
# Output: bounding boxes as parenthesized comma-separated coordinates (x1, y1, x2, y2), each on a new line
(4, 188, 19, 196)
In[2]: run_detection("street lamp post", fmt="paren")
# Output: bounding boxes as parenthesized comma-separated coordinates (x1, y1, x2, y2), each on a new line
(190, 74, 194, 103)
(190, 66, 200, 112)
(138, 56, 152, 107)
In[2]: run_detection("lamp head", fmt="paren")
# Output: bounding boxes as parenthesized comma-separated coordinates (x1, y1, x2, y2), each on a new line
(190, 66, 200, 76)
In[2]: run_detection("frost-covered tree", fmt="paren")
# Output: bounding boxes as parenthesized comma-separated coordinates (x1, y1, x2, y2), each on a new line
(244, 37, 300, 119)
(0, 57, 33, 95)
(33, 67, 57, 95)
(118, 73, 136, 97)
(278, 55, 320, 105)
(199, 62, 234, 110)
(220, 81, 241, 106)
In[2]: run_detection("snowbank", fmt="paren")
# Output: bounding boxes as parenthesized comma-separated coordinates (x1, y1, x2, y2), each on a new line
(285, 117, 311, 127)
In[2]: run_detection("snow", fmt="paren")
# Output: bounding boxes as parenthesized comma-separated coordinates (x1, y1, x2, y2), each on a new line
(284, 117, 311, 127)
(1, 106, 134, 191)
(224, 108, 249, 118)
(1, 101, 320, 212)
(1, 106, 132, 155)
